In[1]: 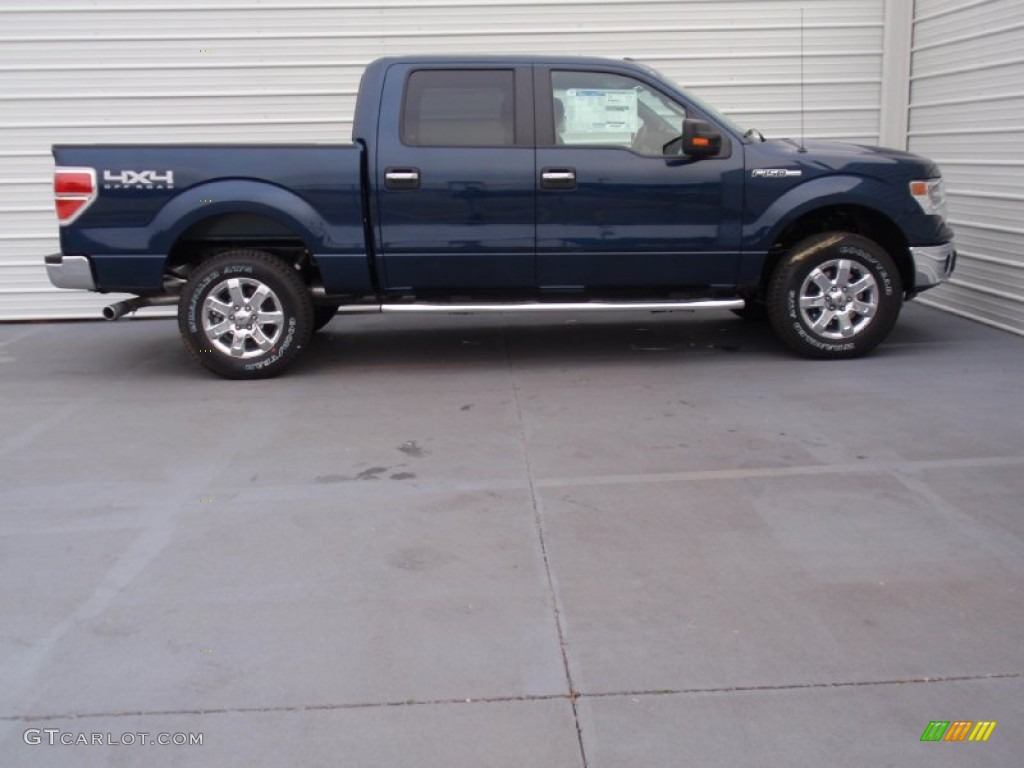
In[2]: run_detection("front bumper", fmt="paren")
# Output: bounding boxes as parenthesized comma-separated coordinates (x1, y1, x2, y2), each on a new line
(909, 242, 956, 291)
(45, 254, 96, 291)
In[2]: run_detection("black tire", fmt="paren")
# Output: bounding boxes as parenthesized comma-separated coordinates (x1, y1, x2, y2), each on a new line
(178, 249, 314, 379)
(313, 303, 339, 332)
(766, 232, 902, 359)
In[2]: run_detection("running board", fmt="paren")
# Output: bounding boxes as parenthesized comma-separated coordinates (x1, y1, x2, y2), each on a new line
(338, 299, 744, 315)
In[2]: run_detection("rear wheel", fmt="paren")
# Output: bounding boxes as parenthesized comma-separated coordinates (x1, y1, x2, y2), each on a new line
(766, 232, 902, 359)
(178, 249, 314, 379)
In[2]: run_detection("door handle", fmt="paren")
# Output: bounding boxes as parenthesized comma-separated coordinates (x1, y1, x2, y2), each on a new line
(541, 168, 577, 190)
(385, 168, 421, 190)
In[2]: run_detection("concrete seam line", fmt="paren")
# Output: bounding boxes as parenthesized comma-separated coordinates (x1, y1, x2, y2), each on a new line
(502, 321, 589, 768)
(582, 672, 1024, 699)
(5, 673, 1021, 724)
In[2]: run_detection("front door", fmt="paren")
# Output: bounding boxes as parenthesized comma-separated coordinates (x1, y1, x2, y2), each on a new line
(375, 65, 536, 293)
(535, 68, 744, 292)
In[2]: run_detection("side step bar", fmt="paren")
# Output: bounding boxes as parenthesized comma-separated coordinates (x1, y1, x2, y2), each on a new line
(340, 299, 744, 315)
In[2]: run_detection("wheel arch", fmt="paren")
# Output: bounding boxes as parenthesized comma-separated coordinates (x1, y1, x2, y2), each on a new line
(760, 204, 912, 295)
(154, 180, 333, 287)
(166, 212, 318, 282)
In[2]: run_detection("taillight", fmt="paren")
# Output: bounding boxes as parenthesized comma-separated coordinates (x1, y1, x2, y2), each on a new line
(54, 166, 97, 225)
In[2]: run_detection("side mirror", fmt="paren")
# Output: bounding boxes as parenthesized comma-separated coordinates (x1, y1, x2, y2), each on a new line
(682, 118, 722, 157)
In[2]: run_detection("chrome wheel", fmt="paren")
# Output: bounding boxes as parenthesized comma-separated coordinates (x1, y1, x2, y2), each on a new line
(202, 277, 285, 358)
(798, 258, 878, 340)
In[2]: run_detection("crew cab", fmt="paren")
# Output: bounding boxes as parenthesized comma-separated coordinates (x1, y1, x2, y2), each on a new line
(46, 56, 956, 378)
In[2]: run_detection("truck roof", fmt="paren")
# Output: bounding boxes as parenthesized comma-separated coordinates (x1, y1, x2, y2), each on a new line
(367, 54, 642, 67)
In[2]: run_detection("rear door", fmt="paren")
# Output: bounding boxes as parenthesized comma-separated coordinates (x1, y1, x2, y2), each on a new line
(535, 67, 744, 292)
(374, 64, 536, 293)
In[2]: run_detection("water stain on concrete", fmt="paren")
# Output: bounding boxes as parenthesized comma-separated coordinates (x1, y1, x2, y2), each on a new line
(315, 466, 389, 483)
(386, 546, 455, 572)
(398, 440, 427, 458)
(355, 466, 388, 480)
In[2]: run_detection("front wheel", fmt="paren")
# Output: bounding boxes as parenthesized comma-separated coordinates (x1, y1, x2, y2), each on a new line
(766, 232, 903, 359)
(178, 249, 314, 379)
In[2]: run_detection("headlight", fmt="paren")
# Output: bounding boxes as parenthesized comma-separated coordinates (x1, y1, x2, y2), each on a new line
(910, 178, 947, 220)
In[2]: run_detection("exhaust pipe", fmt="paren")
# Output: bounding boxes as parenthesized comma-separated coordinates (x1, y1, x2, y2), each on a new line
(103, 294, 179, 321)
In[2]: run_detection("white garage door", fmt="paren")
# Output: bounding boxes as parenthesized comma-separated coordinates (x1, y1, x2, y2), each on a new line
(909, 0, 1024, 335)
(0, 0, 884, 320)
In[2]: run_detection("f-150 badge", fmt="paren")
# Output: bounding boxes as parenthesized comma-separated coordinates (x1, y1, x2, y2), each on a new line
(102, 170, 175, 189)
(751, 169, 802, 178)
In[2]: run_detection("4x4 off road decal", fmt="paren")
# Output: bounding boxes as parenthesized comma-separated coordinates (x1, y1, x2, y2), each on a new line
(102, 170, 175, 190)
(752, 168, 802, 178)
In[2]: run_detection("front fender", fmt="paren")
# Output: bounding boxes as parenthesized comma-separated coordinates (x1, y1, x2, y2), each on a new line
(743, 174, 914, 252)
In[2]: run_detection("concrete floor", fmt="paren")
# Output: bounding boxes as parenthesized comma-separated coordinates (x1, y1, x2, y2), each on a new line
(1, 302, 1022, 767)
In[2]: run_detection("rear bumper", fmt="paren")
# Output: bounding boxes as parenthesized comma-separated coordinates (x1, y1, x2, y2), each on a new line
(45, 254, 96, 291)
(909, 242, 956, 291)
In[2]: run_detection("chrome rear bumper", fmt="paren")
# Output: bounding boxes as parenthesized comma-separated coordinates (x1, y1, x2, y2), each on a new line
(45, 254, 96, 291)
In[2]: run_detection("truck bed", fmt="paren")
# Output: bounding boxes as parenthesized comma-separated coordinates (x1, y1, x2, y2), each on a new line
(53, 144, 369, 294)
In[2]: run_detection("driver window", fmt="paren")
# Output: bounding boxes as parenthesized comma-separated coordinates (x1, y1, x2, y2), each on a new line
(551, 71, 687, 156)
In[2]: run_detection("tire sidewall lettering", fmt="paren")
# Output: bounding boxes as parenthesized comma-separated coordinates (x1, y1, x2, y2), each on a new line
(787, 283, 856, 351)
(244, 317, 296, 371)
(187, 269, 220, 334)
(838, 245, 893, 296)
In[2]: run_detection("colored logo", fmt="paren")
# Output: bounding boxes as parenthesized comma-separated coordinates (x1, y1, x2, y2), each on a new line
(920, 721, 997, 742)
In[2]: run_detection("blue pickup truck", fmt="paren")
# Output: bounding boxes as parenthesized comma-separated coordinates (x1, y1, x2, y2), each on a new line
(47, 55, 955, 378)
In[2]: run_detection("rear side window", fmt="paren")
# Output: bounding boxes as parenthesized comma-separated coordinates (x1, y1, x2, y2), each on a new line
(402, 69, 516, 147)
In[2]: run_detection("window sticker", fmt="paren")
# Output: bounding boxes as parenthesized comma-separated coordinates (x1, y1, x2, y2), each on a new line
(564, 88, 639, 135)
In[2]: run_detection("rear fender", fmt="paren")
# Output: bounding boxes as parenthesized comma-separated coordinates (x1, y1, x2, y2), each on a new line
(153, 179, 329, 254)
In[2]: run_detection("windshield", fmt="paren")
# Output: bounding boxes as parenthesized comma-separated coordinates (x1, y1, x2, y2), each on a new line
(632, 62, 749, 137)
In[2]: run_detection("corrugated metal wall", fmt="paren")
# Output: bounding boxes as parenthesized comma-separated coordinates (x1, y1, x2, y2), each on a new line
(1, 0, 884, 320)
(909, 0, 1024, 335)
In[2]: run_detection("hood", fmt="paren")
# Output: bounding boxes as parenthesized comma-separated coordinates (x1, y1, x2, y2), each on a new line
(747, 138, 942, 180)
